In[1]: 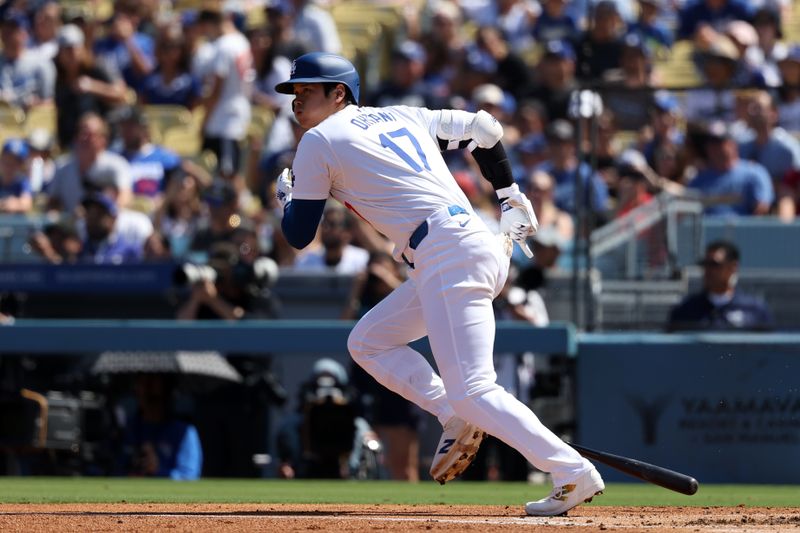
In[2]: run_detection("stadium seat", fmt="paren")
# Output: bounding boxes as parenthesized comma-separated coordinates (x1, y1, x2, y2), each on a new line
(162, 125, 202, 157)
(142, 105, 193, 144)
(24, 103, 56, 139)
(0, 104, 27, 146)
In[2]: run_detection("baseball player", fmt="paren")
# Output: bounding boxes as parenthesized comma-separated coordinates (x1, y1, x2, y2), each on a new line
(275, 52, 604, 516)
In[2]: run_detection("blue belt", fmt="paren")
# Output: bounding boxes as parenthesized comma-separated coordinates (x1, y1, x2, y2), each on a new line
(402, 205, 467, 269)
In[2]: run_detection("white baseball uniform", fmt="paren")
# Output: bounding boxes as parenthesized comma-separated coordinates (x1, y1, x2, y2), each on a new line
(291, 104, 591, 485)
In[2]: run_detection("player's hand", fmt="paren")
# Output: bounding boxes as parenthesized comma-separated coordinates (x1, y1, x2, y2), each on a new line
(498, 185, 538, 258)
(276, 168, 293, 210)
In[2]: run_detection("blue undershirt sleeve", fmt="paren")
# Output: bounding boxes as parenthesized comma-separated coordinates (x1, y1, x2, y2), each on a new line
(281, 198, 327, 249)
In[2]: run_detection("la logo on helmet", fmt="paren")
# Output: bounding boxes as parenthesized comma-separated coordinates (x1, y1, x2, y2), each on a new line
(290, 60, 296, 76)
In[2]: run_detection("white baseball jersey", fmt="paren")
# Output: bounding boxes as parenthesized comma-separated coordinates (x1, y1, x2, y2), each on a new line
(291, 104, 473, 260)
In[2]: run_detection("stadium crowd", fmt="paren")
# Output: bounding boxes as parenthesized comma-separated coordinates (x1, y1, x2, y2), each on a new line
(0, 0, 797, 479)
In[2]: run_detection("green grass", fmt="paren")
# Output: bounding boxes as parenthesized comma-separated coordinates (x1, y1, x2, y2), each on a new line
(0, 478, 798, 507)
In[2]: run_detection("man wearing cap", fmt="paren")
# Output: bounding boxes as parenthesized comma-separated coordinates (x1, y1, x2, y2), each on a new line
(687, 121, 774, 216)
(524, 40, 577, 121)
(641, 90, 685, 167)
(534, 0, 579, 43)
(600, 33, 658, 131)
(368, 40, 441, 109)
(628, 0, 673, 52)
(111, 105, 187, 205)
(0, 11, 55, 110)
(575, 1, 626, 82)
(0, 139, 33, 213)
(776, 45, 800, 133)
(47, 112, 133, 214)
(738, 90, 800, 184)
(79, 192, 144, 264)
(537, 119, 610, 216)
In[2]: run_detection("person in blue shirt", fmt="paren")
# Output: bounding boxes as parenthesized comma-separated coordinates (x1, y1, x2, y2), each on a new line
(79, 192, 144, 263)
(112, 105, 183, 202)
(139, 26, 201, 108)
(92, 6, 155, 91)
(737, 90, 800, 183)
(627, 0, 673, 52)
(533, 0, 579, 43)
(687, 121, 774, 216)
(119, 373, 203, 480)
(0, 139, 33, 213)
(640, 90, 685, 168)
(668, 240, 774, 331)
(677, 0, 753, 41)
(536, 119, 610, 216)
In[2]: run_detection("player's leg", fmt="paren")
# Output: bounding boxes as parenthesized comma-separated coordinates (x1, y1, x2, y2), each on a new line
(348, 278, 485, 482)
(347, 279, 455, 426)
(414, 226, 602, 514)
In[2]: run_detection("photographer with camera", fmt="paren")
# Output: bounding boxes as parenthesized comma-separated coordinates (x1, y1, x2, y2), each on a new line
(277, 358, 382, 480)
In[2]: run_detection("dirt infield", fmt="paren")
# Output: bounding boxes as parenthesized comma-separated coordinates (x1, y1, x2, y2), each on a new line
(0, 504, 798, 532)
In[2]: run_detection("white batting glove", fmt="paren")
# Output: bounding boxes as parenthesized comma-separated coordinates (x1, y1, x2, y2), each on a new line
(497, 183, 538, 258)
(276, 168, 293, 210)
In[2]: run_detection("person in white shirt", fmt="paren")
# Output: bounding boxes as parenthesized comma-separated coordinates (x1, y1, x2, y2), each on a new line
(292, 202, 369, 275)
(197, 6, 254, 186)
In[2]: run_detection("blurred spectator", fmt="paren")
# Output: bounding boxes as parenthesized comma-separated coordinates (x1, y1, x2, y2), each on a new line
(524, 170, 574, 242)
(79, 192, 144, 264)
(111, 105, 203, 212)
(264, 0, 308, 60)
(494, 0, 540, 54)
(47, 112, 133, 213)
(176, 239, 279, 321)
(53, 24, 127, 150)
(575, 0, 626, 82)
(627, 0, 673, 52)
(614, 155, 654, 217)
(291, 0, 341, 54)
(198, 6, 254, 185)
(292, 203, 369, 275)
(0, 139, 33, 213)
(738, 90, 800, 184)
(472, 83, 518, 143)
(249, 23, 293, 113)
(687, 121, 774, 216)
(29, 218, 82, 264)
(640, 90, 685, 169)
(189, 180, 245, 257)
(254, 112, 304, 209)
(471, 26, 532, 102)
(342, 251, 405, 320)
(29, 1, 61, 61)
(537, 119, 610, 216)
(139, 25, 201, 108)
(92, 1, 154, 91)
(182, 10, 216, 83)
(668, 240, 774, 331)
(525, 39, 578, 121)
(601, 33, 658, 131)
(677, 0, 754, 41)
(750, 7, 784, 87)
(420, 1, 467, 99)
(27, 128, 56, 194)
(0, 10, 55, 110)
(117, 374, 202, 480)
(369, 40, 439, 108)
(533, 0, 579, 43)
(684, 36, 741, 122)
(776, 45, 800, 132)
(277, 358, 381, 479)
(153, 172, 205, 259)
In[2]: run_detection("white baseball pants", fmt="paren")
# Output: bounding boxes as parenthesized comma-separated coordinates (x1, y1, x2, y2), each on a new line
(348, 207, 591, 485)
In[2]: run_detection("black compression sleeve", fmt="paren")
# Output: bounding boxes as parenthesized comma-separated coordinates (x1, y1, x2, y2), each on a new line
(471, 142, 514, 192)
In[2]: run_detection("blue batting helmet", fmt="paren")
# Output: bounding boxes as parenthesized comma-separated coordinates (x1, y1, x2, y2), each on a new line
(275, 52, 360, 104)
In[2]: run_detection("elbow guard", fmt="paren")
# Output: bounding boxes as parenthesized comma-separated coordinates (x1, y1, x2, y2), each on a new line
(436, 109, 503, 149)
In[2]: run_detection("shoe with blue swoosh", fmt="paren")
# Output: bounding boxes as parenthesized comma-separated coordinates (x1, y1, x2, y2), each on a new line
(429, 417, 486, 484)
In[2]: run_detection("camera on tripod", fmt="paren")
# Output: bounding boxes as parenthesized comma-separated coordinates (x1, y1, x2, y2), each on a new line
(173, 242, 279, 291)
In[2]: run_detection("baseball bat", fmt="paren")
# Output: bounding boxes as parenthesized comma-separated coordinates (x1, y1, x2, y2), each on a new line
(566, 442, 699, 496)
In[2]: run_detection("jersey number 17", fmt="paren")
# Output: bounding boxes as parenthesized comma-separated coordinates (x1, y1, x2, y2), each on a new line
(379, 128, 431, 173)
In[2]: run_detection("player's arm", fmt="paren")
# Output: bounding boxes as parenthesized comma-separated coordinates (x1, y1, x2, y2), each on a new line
(434, 109, 539, 257)
(276, 133, 333, 249)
